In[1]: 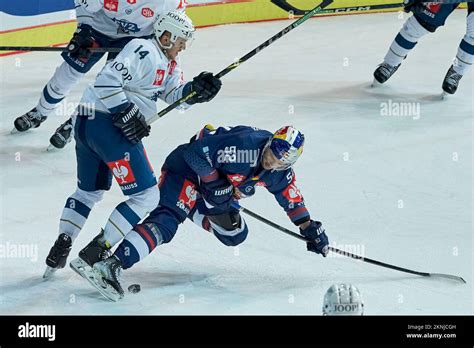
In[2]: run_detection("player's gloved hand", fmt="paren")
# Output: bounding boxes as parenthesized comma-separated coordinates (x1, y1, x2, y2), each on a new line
(300, 220, 329, 257)
(68, 25, 97, 59)
(200, 177, 234, 209)
(403, 0, 420, 13)
(112, 103, 150, 144)
(185, 72, 222, 105)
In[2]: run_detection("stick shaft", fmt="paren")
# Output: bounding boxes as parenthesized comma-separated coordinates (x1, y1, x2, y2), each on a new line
(148, 0, 334, 124)
(0, 46, 121, 53)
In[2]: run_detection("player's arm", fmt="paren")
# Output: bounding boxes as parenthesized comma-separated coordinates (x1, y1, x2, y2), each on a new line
(266, 169, 329, 257)
(94, 40, 154, 143)
(182, 129, 234, 208)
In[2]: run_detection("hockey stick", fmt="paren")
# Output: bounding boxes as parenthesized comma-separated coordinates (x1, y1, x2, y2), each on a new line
(0, 46, 121, 53)
(237, 206, 466, 283)
(147, 0, 334, 125)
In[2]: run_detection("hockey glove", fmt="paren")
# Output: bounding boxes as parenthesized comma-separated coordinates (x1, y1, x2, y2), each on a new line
(112, 103, 150, 144)
(403, 0, 420, 13)
(200, 177, 234, 209)
(300, 220, 329, 257)
(185, 72, 222, 105)
(68, 25, 97, 60)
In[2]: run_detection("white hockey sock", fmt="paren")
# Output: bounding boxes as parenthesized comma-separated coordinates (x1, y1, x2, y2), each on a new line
(453, 13, 474, 75)
(59, 189, 104, 242)
(36, 62, 84, 117)
(384, 15, 430, 67)
(103, 186, 159, 247)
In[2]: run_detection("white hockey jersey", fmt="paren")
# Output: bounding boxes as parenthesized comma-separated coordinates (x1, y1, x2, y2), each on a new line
(80, 38, 189, 122)
(74, 0, 187, 39)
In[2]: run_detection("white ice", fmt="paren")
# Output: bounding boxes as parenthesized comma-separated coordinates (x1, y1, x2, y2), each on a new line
(0, 11, 472, 315)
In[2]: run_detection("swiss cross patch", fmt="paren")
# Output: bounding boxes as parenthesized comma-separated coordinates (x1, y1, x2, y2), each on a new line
(127, 0, 137, 4)
(104, 0, 119, 12)
(168, 60, 177, 75)
(227, 174, 246, 186)
(178, 180, 197, 210)
(153, 69, 165, 86)
(141, 7, 154, 18)
(107, 158, 136, 185)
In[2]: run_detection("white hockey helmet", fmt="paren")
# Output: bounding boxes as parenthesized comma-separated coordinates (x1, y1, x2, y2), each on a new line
(322, 284, 364, 316)
(153, 11, 195, 49)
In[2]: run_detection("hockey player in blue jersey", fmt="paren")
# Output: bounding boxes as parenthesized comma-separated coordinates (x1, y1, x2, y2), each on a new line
(373, 1, 474, 95)
(44, 11, 222, 279)
(12, 0, 187, 149)
(79, 125, 330, 301)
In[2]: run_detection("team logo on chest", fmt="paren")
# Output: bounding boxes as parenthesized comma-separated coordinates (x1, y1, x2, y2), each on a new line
(104, 0, 119, 12)
(142, 7, 154, 18)
(153, 69, 166, 86)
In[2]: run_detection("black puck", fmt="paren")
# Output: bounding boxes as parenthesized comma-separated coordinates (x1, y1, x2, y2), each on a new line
(128, 284, 141, 294)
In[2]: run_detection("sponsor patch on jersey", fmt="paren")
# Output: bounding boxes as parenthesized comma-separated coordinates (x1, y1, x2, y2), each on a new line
(178, 180, 197, 212)
(127, 0, 137, 4)
(108, 158, 136, 185)
(282, 180, 304, 204)
(104, 0, 119, 12)
(227, 174, 246, 186)
(153, 69, 165, 86)
(424, 3, 441, 13)
(141, 7, 154, 18)
(168, 60, 177, 75)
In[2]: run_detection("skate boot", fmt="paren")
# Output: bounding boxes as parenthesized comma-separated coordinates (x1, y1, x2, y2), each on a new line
(43, 233, 72, 279)
(92, 255, 125, 301)
(373, 62, 401, 84)
(49, 117, 74, 150)
(442, 65, 462, 95)
(13, 108, 47, 133)
(70, 230, 111, 278)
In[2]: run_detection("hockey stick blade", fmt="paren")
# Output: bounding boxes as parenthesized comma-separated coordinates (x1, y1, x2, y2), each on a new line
(237, 205, 466, 284)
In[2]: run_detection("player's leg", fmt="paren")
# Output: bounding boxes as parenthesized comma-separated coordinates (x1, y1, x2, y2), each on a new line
(190, 202, 249, 247)
(442, 9, 474, 95)
(73, 113, 159, 269)
(373, 15, 430, 84)
(44, 115, 112, 277)
(91, 171, 193, 297)
(13, 24, 104, 133)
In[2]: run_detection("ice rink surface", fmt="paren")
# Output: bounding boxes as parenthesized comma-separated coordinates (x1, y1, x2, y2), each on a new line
(0, 11, 472, 315)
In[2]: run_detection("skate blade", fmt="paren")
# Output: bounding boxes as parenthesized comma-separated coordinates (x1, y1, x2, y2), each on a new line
(10, 127, 19, 134)
(43, 266, 57, 279)
(46, 144, 58, 152)
(371, 79, 381, 88)
(441, 91, 451, 100)
(70, 258, 123, 302)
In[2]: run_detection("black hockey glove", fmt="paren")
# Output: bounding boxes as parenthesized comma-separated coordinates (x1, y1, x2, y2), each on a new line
(185, 72, 222, 105)
(200, 177, 234, 209)
(300, 220, 329, 257)
(403, 0, 421, 13)
(112, 103, 150, 145)
(67, 25, 97, 59)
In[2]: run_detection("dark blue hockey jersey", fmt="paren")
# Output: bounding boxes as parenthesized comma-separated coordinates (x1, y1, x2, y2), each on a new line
(177, 125, 310, 226)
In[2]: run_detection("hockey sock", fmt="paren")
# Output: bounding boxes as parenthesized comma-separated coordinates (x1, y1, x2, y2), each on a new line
(36, 62, 84, 117)
(103, 186, 159, 247)
(384, 15, 430, 67)
(59, 189, 104, 242)
(453, 13, 474, 75)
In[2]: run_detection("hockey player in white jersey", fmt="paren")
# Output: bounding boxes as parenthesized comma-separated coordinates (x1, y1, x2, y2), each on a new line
(44, 10, 223, 278)
(373, 1, 474, 96)
(12, 0, 187, 149)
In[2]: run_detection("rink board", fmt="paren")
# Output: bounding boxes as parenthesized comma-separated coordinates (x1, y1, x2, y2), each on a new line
(0, 0, 407, 57)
